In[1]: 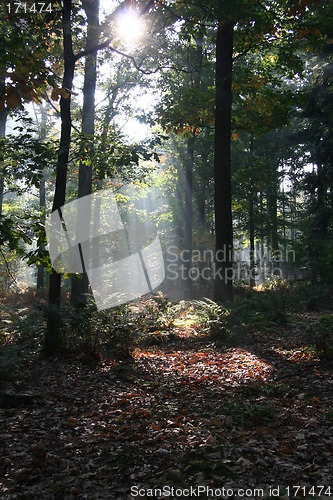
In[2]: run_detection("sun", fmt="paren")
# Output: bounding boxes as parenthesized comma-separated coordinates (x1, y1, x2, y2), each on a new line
(117, 9, 144, 45)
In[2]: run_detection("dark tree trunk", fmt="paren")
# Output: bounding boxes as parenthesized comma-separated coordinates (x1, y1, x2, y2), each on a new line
(249, 179, 255, 288)
(46, 0, 75, 349)
(0, 109, 7, 219)
(71, 0, 99, 304)
(259, 191, 265, 282)
(0, 35, 7, 219)
(37, 173, 46, 289)
(213, 20, 234, 302)
(267, 166, 279, 274)
(249, 140, 255, 288)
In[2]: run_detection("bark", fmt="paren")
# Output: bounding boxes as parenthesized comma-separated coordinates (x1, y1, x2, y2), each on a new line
(213, 20, 234, 302)
(71, 0, 99, 304)
(37, 173, 46, 289)
(282, 179, 288, 279)
(249, 141, 255, 288)
(259, 191, 265, 282)
(267, 165, 279, 274)
(249, 179, 255, 288)
(0, 33, 7, 219)
(46, 0, 75, 348)
(0, 109, 7, 219)
(37, 105, 48, 289)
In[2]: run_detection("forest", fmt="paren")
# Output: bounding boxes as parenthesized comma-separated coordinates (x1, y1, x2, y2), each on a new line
(0, 0, 332, 498)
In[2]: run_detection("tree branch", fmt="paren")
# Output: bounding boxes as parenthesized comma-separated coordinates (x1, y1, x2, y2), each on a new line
(0, 247, 18, 287)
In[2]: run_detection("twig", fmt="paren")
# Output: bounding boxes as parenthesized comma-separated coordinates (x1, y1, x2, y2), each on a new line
(0, 247, 18, 287)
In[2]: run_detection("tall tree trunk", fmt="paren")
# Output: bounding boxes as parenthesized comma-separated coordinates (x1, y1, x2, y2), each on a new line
(183, 133, 194, 297)
(259, 191, 265, 282)
(0, 32, 7, 219)
(37, 104, 48, 289)
(268, 165, 279, 274)
(46, 0, 75, 349)
(249, 140, 255, 288)
(71, 0, 99, 304)
(282, 178, 288, 280)
(249, 178, 255, 288)
(37, 173, 46, 289)
(0, 109, 7, 219)
(214, 20, 234, 302)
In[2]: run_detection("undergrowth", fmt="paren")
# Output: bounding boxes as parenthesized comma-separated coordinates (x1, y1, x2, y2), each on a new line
(1, 281, 332, 383)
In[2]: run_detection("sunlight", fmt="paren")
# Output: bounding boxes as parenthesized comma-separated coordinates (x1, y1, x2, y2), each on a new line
(117, 9, 143, 45)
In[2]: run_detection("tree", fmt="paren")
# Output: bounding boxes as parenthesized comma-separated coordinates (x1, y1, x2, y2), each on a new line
(71, 0, 100, 304)
(46, 0, 75, 348)
(213, 17, 234, 302)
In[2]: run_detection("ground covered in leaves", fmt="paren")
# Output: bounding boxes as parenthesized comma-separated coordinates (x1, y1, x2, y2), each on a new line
(0, 287, 333, 499)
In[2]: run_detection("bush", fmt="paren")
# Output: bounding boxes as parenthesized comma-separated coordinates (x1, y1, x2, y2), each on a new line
(313, 314, 333, 360)
(231, 289, 288, 326)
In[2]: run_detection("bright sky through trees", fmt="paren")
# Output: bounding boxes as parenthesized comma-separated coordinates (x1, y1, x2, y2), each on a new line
(116, 8, 144, 46)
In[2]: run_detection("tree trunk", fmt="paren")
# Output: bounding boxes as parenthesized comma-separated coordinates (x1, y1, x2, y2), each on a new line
(249, 140, 255, 288)
(0, 109, 7, 219)
(183, 132, 195, 297)
(37, 173, 46, 289)
(249, 179, 255, 288)
(46, 0, 75, 349)
(259, 191, 265, 282)
(0, 33, 8, 219)
(267, 165, 279, 274)
(213, 20, 234, 302)
(71, 0, 99, 304)
(37, 104, 48, 289)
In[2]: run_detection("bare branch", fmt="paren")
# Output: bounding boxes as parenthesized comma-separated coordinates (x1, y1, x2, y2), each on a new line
(0, 247, 18, 287)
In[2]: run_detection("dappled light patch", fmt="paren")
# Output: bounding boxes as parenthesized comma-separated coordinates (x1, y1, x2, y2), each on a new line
(0, 287, 332, 496)
(272, 347, 317, 363)
(134, 347, 274, 389)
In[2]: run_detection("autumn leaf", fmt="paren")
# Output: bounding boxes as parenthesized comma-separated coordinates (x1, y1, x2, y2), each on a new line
(5, 87, 21, 108)
(51, 87, 71, 101)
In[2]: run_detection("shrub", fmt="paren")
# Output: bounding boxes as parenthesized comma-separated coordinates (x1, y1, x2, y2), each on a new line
(313, 314, 333, 360)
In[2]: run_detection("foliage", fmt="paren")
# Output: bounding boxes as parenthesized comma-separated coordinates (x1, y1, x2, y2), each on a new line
(230, 284, 290, 326)
(313, 314, 333, 360)
(0, 290, 46, 382)
(1, 284, 333, 497)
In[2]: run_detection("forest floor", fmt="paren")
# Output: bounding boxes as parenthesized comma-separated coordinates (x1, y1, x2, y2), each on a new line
(0, 286, 333, 499)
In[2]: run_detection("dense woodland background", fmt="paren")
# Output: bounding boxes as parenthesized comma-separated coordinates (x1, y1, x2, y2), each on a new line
(0, 0, 332, 498)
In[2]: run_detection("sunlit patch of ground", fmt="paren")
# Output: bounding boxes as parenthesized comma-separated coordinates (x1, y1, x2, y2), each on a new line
(134, 347, 274, 388)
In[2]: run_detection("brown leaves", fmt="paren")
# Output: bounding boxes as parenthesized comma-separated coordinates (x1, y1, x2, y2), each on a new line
(5, 86, 21, 108)
(51, 87, 71, 101)
(1, 84, 45, 109)
(0, 306, 332, 497)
